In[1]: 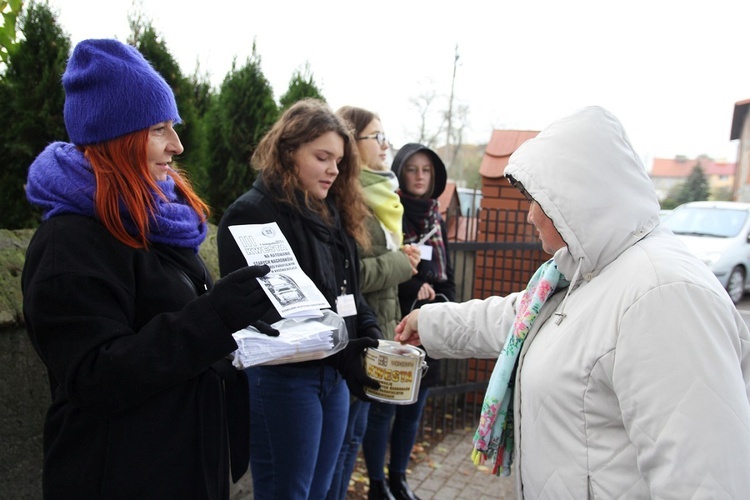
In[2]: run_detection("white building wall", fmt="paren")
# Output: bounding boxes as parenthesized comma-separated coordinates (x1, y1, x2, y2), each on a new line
(737, 113, 750, 201)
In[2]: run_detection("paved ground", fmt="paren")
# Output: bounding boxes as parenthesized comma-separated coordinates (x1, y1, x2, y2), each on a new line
(229, 427, 517, 499)
(408, 428, 516, 500)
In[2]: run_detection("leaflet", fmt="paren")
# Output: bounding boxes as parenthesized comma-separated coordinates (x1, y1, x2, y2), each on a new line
(228, 223, 330, 318)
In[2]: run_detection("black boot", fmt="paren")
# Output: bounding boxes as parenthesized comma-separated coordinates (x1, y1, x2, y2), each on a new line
(368, 478, 396, 500)
(388, 472, 420, 500)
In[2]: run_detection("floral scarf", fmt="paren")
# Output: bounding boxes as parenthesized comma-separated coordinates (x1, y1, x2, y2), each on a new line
(471, 259, 565, 476)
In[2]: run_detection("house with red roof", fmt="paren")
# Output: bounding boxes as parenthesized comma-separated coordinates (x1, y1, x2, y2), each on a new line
(649, 156, 735, 200)
(436, 180, 478, 243)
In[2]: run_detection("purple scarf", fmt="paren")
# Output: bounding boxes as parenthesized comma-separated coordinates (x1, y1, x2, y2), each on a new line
(26, 142, 207, 252)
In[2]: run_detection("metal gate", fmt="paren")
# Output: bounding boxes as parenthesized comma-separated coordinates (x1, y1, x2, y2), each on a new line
(418, 205, 545, 439)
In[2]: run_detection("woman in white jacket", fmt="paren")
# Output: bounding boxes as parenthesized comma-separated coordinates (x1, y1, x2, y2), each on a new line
(395, 106, 750, 499)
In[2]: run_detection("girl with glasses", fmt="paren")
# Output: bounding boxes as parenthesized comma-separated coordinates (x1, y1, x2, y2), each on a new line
(327, 106, 420, 500)
(363, 143, 456, 500)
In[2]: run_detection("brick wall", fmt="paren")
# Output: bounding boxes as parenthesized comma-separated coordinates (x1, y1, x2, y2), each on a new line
(475, 177, 548, 298)
(465, 176, 550, 395)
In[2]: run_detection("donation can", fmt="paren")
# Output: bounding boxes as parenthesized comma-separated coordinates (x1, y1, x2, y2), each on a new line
(364, 340, 428, 404)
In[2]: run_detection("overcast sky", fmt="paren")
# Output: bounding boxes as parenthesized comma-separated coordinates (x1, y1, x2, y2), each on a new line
(46, 0, 750, 164)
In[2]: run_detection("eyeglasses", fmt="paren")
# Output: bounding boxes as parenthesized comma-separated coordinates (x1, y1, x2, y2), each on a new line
(356, 132, 388, 146)
(506, 174, 534, 202)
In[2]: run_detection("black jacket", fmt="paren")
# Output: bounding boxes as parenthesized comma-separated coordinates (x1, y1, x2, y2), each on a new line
(22, 214, 248, 499)
(390, 143, 456, 314)
(391, 143, 456, 387)
(217, 178, 379, 347)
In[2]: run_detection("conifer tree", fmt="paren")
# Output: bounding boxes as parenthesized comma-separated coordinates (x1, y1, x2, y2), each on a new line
(676, 164, 710, 205)
(279, 63, 325, 111)
(203, 44, 278, 222)
(131, 22, 209, 194)
(183, 66, 214, 195)
(0, 1, 69, 229)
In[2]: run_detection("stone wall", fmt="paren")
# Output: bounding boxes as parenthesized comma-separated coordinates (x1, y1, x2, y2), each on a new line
(0, 228, 44, 499)
(0, 225, 256, 499)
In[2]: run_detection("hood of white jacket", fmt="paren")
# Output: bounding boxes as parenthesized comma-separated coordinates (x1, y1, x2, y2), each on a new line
(504, 106, 661, 281)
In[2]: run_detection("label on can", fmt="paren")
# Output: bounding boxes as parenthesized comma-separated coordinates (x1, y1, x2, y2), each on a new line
(364, 341, 426, 404)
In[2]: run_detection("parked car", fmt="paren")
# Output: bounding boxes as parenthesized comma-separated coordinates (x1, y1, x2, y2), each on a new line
(663, 201, 750, 304)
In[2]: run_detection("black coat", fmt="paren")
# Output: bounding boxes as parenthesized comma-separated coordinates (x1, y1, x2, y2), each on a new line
(396, 217, 456, 388)
(396, 215, 456, 315)
(391, 143, 455, 387)
(22, 215, 248, 499)
(217, 178, 379, 346)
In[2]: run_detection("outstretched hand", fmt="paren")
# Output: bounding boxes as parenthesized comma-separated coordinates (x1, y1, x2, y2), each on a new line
(394, 310, 421, 346)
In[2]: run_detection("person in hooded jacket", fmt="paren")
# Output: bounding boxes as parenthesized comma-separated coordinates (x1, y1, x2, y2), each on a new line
(21, 39, 275, 500)
(395, 106, 750, 499)
(217, 98, 382, 499)
(362, 143, 456, 500)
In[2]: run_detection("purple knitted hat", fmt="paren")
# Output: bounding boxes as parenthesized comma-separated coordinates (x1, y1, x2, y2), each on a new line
(62, 39, 181, 145)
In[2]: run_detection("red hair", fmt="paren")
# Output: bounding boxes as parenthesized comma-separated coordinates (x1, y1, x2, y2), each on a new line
(83, 129, 210, 249)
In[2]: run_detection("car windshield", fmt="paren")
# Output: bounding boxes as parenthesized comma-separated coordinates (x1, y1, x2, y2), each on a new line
(664, 207, 748, 238)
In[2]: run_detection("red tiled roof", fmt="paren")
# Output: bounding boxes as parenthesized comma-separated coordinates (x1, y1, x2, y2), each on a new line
(479, 129, 539, 178)
(435, 180, 477, 242)
(438, 181, 457, 218)
(650, 158, 735, 178)
(706, 161, 736, 176)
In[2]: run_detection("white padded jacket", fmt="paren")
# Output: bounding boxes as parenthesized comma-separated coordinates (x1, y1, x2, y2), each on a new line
(416, 106, 750, 499)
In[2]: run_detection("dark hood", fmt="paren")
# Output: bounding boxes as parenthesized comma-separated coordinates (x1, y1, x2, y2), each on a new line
(391, 143, 447, 200)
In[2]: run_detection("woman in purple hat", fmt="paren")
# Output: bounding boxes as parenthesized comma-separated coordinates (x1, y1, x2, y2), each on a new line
(22, 38, 275, 499)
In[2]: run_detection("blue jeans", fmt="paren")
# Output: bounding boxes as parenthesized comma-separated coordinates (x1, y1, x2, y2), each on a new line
(362, 385, 430, 480)
(326, 399, 370, 500)
(245, 364, 349, 499)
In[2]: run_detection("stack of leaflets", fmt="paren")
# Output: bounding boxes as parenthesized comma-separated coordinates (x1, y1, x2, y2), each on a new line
(232, 309, 346, 368)
(227, 222, 348, 367)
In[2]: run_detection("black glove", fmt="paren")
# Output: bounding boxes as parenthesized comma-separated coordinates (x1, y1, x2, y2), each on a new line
(337, 337, 380, 401)
(250, 320, 279, 337)
(205, 265, 274, 333)
(360, 326, 384, 341)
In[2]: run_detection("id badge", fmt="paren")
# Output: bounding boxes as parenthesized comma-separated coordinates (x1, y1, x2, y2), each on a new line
(418, 244, 433, 261)
(336, 294, 357, 317)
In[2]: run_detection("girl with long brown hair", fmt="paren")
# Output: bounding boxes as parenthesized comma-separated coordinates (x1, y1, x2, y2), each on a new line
(217, 98, 383, 499)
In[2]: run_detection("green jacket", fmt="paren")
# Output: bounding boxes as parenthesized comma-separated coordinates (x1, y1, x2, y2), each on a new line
(358, 214, 413, 339)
